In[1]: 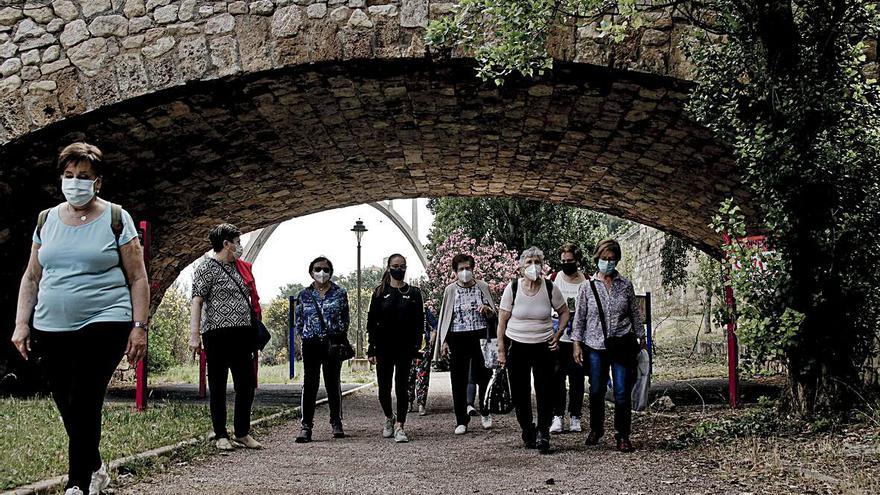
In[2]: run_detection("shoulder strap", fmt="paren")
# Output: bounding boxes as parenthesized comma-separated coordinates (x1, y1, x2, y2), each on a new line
(210, 258, 252, 307)
(544, 279, 553, 303)
(35, 208, 51, 242)
(110, 203, 123, 243)
(511, 278, 518, 310)
(589, 280, 608, 341)
(307, 289, 329, 335)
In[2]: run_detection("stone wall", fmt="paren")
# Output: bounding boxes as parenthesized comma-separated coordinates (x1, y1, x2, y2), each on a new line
(619, 223, 705, 320)
(0, 0, 704, 144)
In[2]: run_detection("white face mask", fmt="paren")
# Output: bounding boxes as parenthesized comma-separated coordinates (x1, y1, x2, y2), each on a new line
(524, 264, 541, 281)
(313, 271, 330, 284)
(457, 269, 474, 284)
(61, 177, 96, 207)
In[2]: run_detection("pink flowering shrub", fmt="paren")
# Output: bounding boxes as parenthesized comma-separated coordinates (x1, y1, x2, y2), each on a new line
(422, 229, 522, 310)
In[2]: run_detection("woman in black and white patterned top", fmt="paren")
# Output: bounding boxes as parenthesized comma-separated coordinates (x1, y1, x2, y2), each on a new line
(189, 223, 261, 451)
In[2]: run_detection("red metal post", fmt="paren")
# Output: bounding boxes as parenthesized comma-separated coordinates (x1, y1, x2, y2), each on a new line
(722, 232, 739, 408)
(135, 220, 151, 411)
(198, 349, 207, 399)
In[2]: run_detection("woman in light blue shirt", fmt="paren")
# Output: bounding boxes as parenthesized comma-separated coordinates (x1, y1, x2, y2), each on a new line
(10, 143, 149, 495)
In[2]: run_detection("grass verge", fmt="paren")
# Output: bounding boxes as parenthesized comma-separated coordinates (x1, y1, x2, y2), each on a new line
(152, 362, 374, 385)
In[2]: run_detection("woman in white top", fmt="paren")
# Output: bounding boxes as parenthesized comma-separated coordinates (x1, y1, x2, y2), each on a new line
(550, 242, 587, 435)
(497, 246, 570, 452)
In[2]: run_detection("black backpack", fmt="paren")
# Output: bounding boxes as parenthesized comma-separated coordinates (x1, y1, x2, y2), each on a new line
(509, 277, 554, 308)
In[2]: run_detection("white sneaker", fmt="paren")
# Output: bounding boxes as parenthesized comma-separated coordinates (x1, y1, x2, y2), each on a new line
(233, 434, 262, 449)
(418, 405, 427, 416)
(382, 415, 396, 438)
(216, 438, 235, 451)
(550, 415, 564, 434)
(65, 488, 84, 495)
(89, 462, 110, 495)
(570, 416, 582, 432)
(481, 414, 493, 429)
(454, 424, 467, 435)
(394, 426, 409, 443)
(466, 405, 478, 416)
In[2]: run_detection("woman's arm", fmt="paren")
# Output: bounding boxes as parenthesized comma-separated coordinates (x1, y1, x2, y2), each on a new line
(120, 238, 149, 364)
(572, 284, 590, 366)
(11, 243, 42, 361)
(554, 304, 571, 343)
(189, 296, 204, 357)
(292, 294, 305, 337)
(366, 293, 380, 359)
(496, 309, 511, 368)
(340, 291, 351, 334)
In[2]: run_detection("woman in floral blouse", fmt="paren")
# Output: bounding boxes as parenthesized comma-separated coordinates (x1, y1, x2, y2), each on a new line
(292, 256, 350, 443)
(572, 239, 645, 452)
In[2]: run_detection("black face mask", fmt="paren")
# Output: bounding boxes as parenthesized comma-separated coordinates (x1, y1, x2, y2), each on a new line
(389, 268, 406, 281)
(561, 262, 578, 276)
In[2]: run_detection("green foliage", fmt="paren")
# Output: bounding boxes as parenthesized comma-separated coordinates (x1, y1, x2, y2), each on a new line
(149, 285, 190, 374)
(427, 197, 622, 270)
(334, 266, 385, 293)
(261, 296, 293, 365)
(660, 234, 693, 292)
(427, 0, 880, 411)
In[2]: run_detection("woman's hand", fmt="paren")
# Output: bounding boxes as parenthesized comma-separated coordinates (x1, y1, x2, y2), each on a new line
(126, 327, 148, 365)
(497, 349, 506, 368)
(478, 304, 494, 317)
(189, 332, 202, 359)
(573, 342, 584, 366)
(368, 356, 376, 365)
(441, 342, 450, 359)
(547, 334, 560, 352)
(11, 323, 30, 361)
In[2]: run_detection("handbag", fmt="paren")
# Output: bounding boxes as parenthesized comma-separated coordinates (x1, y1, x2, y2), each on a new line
(482, 368, 514, 414)
(211, 259, 271, 352)
(307, 291, 355, 361)
(589, 280, 639, 367)
(479, 290, 500, 369)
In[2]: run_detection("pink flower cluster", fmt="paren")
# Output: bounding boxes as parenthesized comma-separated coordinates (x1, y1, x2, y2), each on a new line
(422, 229, 522, 308)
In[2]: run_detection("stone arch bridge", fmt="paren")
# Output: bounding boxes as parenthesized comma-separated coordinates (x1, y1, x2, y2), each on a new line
(0, 0, 751, 375)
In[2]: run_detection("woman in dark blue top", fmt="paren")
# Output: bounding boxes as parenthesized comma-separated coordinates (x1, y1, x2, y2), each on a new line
(292, 256, 350, 443)
(367, 254, 424, 443)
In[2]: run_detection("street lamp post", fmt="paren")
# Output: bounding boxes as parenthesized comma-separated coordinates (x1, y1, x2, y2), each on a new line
(351, 220, 368, 360)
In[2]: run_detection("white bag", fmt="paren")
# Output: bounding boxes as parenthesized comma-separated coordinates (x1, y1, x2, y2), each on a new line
(631, 349, 651, 411)
(481, 338, 499, 369)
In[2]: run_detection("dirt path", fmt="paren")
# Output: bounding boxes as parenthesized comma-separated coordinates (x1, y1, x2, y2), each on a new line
(116, 373, 745, 495)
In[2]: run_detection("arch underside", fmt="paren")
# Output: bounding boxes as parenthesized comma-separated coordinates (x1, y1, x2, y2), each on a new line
(0, 58, 748, 308)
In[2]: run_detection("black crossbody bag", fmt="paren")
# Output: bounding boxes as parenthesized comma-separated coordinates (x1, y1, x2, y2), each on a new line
(306, 290, 355, 361)
(590, 280, 640, 367)
(211, 259, 271, 352)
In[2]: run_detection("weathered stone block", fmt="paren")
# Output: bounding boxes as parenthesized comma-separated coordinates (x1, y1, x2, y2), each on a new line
(42, 45, 61, 62)
(20, 34, 57, 52)
(13, 19, 46, 43)
(60, 20, 90, 48)
(0, 8, 24, 27)
(307, 3, 327, 19)
(51, 0, 79, 21)
(178, 0, 197, 21)
(177, 35, 208, 80)
(46, 19, 65, 33)
(0, 58, 21, 77)
(40, 57, 70, 74)
(141, 35, 174, 58)
(21, 49, 40, 66)
(271, 6, 303, 37)
(146, 0, 171, 11)
(24, 7, 55, 24)
(115, 53, 149, 97)
(0, 74, 22, 93)
(90, 15, 130, 37)
(400, 0, 427, 28)
(209, 35, 240, 77)
(81, 0, 113, 18)
(249, 0, 275, 15)
(205, 13, 235, 35)
(347, 9, 371, 28)
(235, 16, 271, 72)
(129, 16, 152, 33)
(0, 41, 14, 58)
(124, 0, 147, 18)
(228, 2, 248, 15)
(153, 5, 179, 24)
(68, 37, 109, 76)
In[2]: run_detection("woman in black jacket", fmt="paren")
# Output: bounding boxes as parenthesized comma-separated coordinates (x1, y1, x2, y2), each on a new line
(367, 253, 424, 443)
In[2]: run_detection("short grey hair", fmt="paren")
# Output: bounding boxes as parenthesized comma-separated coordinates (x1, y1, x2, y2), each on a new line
(519, 246, 544, 267)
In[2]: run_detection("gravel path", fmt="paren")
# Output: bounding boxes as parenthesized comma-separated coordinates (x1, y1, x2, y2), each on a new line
(116, 373, 745, 495)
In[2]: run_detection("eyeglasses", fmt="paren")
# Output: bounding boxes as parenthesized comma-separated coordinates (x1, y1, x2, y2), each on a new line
(313, 267, 331, 273)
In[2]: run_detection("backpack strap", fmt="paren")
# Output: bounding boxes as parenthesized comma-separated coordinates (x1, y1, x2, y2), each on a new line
(108, 203, 129, 286)
(511, 278, 518, 310)
(35, 208, 51, 243)
(544, 279, 553, 303)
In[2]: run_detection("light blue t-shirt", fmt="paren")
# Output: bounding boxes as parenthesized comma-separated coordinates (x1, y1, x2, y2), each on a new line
(32, 202, 139, 332)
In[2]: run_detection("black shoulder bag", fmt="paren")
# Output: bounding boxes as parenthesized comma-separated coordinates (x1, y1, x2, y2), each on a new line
(589, 280, 640, 368)
(307, 291, 355, 361)
(211, 259, 271, 352)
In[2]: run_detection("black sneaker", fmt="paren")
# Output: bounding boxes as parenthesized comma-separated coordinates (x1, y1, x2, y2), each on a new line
(617, 437, 634, 453)
(585, 430, 603, 445)
(521, 426, 537, 449)
(295, 425, 312, 443)
(331, 421, 345, 439)
(536, 430, 550, 453)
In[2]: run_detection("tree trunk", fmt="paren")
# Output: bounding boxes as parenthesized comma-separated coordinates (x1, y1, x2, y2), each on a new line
(702, 287, 713, 334)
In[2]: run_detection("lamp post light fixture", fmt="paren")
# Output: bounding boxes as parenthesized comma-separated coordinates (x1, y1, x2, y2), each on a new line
(351, 220, 368, 361)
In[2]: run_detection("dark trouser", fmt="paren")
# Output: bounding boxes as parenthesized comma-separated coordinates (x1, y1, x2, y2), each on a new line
(375, 353, 412, 424)
(586, 347, 636, 439)
(507, 339, 556, 436)
(448, 330, 489, 426)
(203, 326, 256, 439)
(554, 341, 586, 417)
(300, 337, 343, 428)
(32, 322, 129, 490)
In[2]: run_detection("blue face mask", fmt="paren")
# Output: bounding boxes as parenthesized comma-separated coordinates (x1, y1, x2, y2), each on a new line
(598, 259, 617, 274)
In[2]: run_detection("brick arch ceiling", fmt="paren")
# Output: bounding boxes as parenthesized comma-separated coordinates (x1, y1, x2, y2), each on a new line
(0, 59, 748, 314)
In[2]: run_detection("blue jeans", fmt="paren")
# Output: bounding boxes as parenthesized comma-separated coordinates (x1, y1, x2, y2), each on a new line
(587, 347, 635, 439)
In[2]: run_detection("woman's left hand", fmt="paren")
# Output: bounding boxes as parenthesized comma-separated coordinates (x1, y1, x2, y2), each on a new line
(126, 327, 148, 365)
(478, 305, 494, 317)
(547, 335, 559, 351)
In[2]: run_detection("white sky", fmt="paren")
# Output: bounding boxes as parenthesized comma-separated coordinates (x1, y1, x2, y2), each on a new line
(174, 199, 434, 301)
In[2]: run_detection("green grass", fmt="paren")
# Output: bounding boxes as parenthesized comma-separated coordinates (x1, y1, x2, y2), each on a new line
(153, 362, 375, 385)
(0, 398, 286, 490)
(651, 318, 729, 382)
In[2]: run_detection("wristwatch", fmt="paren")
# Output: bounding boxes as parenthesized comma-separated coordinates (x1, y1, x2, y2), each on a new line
(133, 321, 149, 331)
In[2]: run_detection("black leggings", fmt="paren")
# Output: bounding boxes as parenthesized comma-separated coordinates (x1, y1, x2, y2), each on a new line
(507, 339, 556, 436)
(203, 326, 256, 439)
(375, 354, 412, 424)
(300, 337, 343, 427)
(32, 322, 129, 491)
(554, 341, 585, 417)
